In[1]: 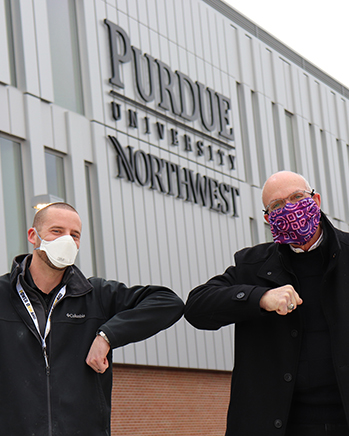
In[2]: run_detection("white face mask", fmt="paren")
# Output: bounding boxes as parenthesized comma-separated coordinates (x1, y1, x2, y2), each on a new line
(34, 228, 79, 268)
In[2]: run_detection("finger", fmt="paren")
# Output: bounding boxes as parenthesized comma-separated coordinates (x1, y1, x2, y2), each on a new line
(86, 355, 105, 372)
(290, 293, 303, 310)
(287, 296, 298, 312)
(276, 300, 289, 316)
(89, 363, 106, 374)
(96, 366, 108, 374)
(278, 294, 296, 315)
(85, 336, 111, 373)
(277, 308, 288, 316)
(295, 295, 303, 306)
(287, 297, 303, 313)
(96, 357, 109, 374)
(283, 286, 301, 309)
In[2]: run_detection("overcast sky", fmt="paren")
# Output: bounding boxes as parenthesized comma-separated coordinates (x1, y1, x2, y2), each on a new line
(223, 0, 349, 89)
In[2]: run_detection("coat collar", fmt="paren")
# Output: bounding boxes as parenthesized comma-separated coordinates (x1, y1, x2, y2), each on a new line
(10, 254, 93, 296)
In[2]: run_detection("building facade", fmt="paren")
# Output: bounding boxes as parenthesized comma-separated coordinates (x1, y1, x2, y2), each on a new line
(1, 0, 349, 434)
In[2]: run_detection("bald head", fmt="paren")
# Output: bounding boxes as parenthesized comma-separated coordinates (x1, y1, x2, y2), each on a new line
(262, 171, 312, 209)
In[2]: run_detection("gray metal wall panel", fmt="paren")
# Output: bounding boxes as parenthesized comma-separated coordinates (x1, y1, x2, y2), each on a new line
(0, 0, 349, 371)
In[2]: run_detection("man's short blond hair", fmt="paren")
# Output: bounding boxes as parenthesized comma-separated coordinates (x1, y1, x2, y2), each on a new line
(33, 202, 79, 230)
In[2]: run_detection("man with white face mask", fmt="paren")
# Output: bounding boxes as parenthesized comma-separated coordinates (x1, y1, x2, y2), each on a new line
(0, 202, 184, 436)
(185, 171, 349, 436)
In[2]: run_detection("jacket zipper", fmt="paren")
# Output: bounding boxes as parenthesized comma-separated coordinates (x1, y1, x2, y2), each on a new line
(43, 345, 53, 436)
(43, 293, 63, 436)
(15, 274, 73, 435)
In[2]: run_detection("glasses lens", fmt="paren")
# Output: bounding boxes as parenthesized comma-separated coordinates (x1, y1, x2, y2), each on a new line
(269, 199, 284, 212)
(289, 191, 307, 203)
(267, 191, 310, 213)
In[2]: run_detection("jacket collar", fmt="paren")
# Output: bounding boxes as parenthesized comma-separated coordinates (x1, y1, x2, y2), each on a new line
(10, 254, 93, 296)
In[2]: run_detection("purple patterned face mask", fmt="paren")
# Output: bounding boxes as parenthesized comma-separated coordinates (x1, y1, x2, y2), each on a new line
(268, 197, 321, 245)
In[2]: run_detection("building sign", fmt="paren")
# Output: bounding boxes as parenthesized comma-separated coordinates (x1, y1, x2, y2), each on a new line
(105, 19, 239, 216)
(108, 135, 239, 216)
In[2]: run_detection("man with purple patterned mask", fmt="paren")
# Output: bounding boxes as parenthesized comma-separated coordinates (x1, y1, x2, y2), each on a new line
(259, 171, 322, 315)
(262, 171, 322, 251)
(186, 170, 349, 436)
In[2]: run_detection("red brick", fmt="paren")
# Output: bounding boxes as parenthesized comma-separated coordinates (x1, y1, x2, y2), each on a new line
(111, 364, 231, 435)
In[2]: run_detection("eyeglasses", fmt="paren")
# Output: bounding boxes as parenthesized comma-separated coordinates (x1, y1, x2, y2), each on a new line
(263, 189, 315, 215)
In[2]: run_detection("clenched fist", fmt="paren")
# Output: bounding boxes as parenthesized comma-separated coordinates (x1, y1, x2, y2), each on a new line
(260, 284, 303, 316)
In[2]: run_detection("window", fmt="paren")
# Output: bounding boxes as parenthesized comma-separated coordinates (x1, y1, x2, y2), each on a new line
(236, 82, 253, 182)
(309, 123, 320, 190)
(271, 102, 284, 170)
(4, 0, 16, 86)
(0, 137, 26, 263)
(46, 0, 84, 114)
(337, 139, 349, 221)
(285, 110, 297, 172)
(45, 150, 66, 200)
(251, 91, 266, 186)
(85, 163, 97, 275)
(320, 129, 334, 214)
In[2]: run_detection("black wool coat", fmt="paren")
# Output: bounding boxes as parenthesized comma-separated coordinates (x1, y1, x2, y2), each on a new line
(185, 213, 349, 436)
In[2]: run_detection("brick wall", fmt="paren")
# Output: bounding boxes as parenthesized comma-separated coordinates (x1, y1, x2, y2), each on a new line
(111, 364, 231, 436)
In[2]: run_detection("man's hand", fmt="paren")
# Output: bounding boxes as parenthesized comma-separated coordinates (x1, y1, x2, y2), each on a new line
(85, 334, 111, 373)
(260, 284, 303, 316)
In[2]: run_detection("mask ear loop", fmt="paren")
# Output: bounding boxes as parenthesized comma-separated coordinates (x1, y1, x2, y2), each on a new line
(33, 228, 43, 251)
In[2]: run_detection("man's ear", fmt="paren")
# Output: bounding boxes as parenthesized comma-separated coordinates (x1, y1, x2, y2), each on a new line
(264, 214, 270, 224)
(28, 227, 36, 245)
(313, 193, 321, 208)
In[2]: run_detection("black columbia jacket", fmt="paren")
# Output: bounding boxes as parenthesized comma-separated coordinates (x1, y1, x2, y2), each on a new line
(0, 254, 184, 436)
(185, 213, 349, 435)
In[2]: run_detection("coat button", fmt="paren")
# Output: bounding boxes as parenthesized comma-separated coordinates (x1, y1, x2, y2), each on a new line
(267, 271, 272, 275)
(236, 292, 245, 299)
(274, 419, 283, 428)
(284, 373, 292, 382)
(291, 329, 298, 338)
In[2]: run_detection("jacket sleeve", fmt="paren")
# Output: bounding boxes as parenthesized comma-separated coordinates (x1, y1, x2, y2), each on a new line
(184, 264, 271, 330)
(91, 278, 184, 349)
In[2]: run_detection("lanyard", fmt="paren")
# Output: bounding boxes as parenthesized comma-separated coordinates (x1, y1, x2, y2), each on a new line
(16, 277, 66, 351)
